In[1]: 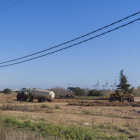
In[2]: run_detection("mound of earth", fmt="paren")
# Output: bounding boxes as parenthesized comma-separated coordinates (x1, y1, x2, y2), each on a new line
(68, 101, 140, 107)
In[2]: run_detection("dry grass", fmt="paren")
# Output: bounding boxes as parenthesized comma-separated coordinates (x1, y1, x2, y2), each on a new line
(0, 125, 64, 140)
(0, 93, 140, 139)
(0, 112, 140, 139)
(0, 103, 41, 112)
(0, 103, 56, 114)
(1, 114, 139, 140)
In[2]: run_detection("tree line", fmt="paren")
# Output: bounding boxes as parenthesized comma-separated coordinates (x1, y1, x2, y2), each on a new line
(0, 70, 135, 96)
(67, 69, 134, 96)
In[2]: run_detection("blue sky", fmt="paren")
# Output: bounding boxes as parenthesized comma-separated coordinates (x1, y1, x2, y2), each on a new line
(0, 0, 140, 90)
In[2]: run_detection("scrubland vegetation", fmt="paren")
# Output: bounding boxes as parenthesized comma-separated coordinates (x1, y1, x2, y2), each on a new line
(48, 86, 112, 98)
(0, 112, 139, 140)
(0, 101, 140, 140)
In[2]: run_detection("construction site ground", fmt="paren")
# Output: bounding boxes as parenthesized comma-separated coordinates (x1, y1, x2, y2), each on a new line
(0, 92, 140, 139)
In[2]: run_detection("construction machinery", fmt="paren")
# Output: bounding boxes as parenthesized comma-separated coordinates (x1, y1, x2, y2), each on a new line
(17, 88, 55, 102)
(109, 89, 134, 102)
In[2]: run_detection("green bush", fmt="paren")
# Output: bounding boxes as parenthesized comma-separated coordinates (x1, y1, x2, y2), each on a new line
(5, 117, 20, 126)
(74, 87, 87, 96)
(22, 120, 32, 128)
(3, 88, 11, 94)
(88, 89, 103, 96)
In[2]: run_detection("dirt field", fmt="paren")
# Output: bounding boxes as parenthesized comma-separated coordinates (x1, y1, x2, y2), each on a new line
(68, 100, 140, 107)
(0, 92, 140, 139)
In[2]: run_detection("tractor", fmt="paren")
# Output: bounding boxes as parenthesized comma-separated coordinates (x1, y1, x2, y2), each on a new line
(109, 89, 134, 102)
(17, 88, 31, 101)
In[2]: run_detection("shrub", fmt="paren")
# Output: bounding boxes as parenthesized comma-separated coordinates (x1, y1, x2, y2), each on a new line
(129, 134, 138, 138)
(67, 87, 89, 96)
(22, 120, 32, 128)
(73, 87, 88, 96)
(3, 88, 11, 94)
(5, 117, 20, 126)
(88, 89, 103, 96)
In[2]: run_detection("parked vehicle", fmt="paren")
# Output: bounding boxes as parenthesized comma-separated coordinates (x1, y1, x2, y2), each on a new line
(17, 88, 55, 102)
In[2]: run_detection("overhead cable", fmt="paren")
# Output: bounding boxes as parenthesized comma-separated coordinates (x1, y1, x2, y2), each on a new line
(0, 11, 140, 64)
(0, 18, 140, 68)
(0, 0, 23, 12)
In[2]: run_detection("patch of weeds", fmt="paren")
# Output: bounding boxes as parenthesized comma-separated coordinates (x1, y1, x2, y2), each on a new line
(106, 113, 121, 118)
(108, 136, 118, 140)
(99, 123, 105, 129)
(45, 109, 54, 114)
(7, 101, 13, 103)
(124, 119, 131, 127)
(5, 117, 20, 126)
(94, 130, 118, 139)
(129, 126, 139, 132)
(41, 131, 47, 138)
(118, 128, 126, 133)
(105, 135, 110, 139)
(18, 116, 28, 120)
(39, 118, 46, 121)
(2, 104, 14, 111)
(129, 134, 139, 138)
(36, 122, 47, 131)
(112, 125, 131, 136)
(105, 124, 112, 130)
(0, 104, 41, 112)
(3, 117, 95, 140)
(55, 105, 60, 109)
(83, 110, 92, 115)
(4, 116, 133, 140)
(120, 134, 127, 139)
(123, 116, 135, 119)
(32, 125, 38, 131)
(124, 124, 131, 127)
(40, 104, 50, 108)
(22, 120, 32, 128)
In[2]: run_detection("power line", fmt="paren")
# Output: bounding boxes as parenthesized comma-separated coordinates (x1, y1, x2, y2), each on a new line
(0, 11, 140, 65)
(0, 0, 23, 12)
(0, 18, 140, 68)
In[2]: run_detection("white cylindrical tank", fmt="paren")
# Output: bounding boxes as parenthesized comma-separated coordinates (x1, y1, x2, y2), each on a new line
(31, 88, 55, 100)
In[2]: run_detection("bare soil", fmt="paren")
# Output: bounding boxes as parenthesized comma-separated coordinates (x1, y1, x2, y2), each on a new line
(68, 100, 140, 107)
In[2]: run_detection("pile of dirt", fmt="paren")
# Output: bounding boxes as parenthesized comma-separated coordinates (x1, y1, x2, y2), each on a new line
(52, 98, 108, 103)
(68, 100, 140, 107)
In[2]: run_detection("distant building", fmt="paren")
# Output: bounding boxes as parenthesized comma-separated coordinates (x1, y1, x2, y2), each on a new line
(12, 89, 21, 92)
